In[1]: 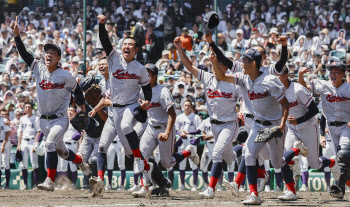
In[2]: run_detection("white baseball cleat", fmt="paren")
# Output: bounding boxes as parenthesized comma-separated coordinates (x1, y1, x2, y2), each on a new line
(105, 184, 112, 191)
(345, 185, 350, 192)
(201, 183, 208, 191)
(224, 181, 239, 196)
(89, 177, 105, 197)
(117, 185, 124, 191)
(134, 157, 145, 174)
(257, 172, 269, 193)
(329, 155, 341, 181)
(293, 141, 308, 157)
(177, 185, 185, 191)
(216, 184, 224, 191)
(299, 184, 309, 192)
(37, 177, 54, 192)
(290, 157, 301, 180)
(199, 187, 215, 199)
(20, 184, 28, 190)
(278, 190, 297, 201)
(242, 192, 262, 205)
(274, 186, 281, 192)
(76, 152, 91, 176)
(264, 185, 271, 192)
(185, 145, 200, 165)
(128, 185, 140, 192)
(239, 186, 246, 192)
(132, 187, 151, 198)
(191, 185, 197, 192)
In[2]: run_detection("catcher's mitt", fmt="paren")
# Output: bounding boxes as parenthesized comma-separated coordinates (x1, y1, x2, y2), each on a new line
(70, 111, 87, 131)
(254, 126, 283, 143)
(85, 84, 102, 107)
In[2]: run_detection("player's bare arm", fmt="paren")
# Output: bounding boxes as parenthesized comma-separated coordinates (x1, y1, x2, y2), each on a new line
(158, 106, 176, 142)
(209, 50, 236, 84)
(173, 37, 199, 77)
(89, 97, 111, 117)
(298, 67, 311, 90)
(278, 97, 289, 131)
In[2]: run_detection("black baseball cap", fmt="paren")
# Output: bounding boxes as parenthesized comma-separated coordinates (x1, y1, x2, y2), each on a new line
(326, 61, 345, 71)
(203, 11, 219, 35)
(145, 63, 158, 75)
(44, 43, 61, 56)
(241, 48, 262, 65)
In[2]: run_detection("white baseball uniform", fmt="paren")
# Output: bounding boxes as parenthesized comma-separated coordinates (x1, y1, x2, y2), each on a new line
(58, 123, 79, 172)
(200, 118, 215, 173)
(107, 136, 125, 171)
(0, 117, 11, 170)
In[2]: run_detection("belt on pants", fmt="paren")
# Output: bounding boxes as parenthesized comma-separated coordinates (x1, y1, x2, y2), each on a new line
(210, 120, 225, 125)
(182, 135, 195, 139)
(65, 141, 77, 145)
(255, 120, 273, 126)
(153, 126, 161, 129)
(113, 103, 131, 108)
(113, 141, 118, 143)
(41, 114, 59, 120)
(207, 141, 215, 144)
(24, 138, 35, 141)
(329, 121, 347, 127)
(245, 114, 254, 119)
(0, 140, 3, 143)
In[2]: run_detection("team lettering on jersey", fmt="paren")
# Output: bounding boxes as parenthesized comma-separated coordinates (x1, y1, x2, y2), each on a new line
(207, 89, 232, 99)
(326, 94, 350, 102)
(248, 90, 269, 100)
(204, 125, 211, 132)
(148, 102, 161, 109)
(113, 69, 140, 80)
(179, 121, 194, 127)
(289, 100, 299, 108)
(23, 123, 35, 128)
(39, 80, 65, 90)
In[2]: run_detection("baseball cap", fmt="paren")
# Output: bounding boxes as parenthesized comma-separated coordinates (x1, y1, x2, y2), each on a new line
(326, 61, 345, 71)
(162, 50, 170, 56)
(145, 63, 158, 75)
(14, 108, 23, 115)
(236, 29, 244, 35)
(241, 48, 262, 65)
(44, 43, 61, 56)
(203, 11, 219, 35)
(182, 27, 189, 32)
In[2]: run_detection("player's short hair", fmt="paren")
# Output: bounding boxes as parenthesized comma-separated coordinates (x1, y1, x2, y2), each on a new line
(122, 37, 139, 48)
(69, 105, 77, 110)
(24, 102, 34, 108)
(184, 100, 192, 106)
(100, 56, 107, 61)
(1, 108, 8, 113)
(253, 45, 266, 56)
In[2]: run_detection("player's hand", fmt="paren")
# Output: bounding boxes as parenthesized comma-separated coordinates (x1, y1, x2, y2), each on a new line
(173, 37, 182, 49)
(299, 67, 308, 76)
(203, 135, 213, 141)
(17, 145, 21, 151)
(158, 133, 169, 142)
(89, 109, 96, 117)
(208, 48, 217, 63)
(139, 99, 149, 111)
(347, 122, 350, 128)
(287, 116, 298, 125)
(10, 16, 19, 37)
(320, 136, 326, 148)
(97, 15, 106, 24)
(204, 32, 213, 44)
(277, 36, 287, 46)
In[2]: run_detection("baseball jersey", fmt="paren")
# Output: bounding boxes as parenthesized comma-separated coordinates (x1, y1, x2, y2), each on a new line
(233, 72, 286, 121)
(198, 69, 239, 122)
(284, 82, 317, 130)
(17, 115, 40, 139)
(309, 79, 350, 122)
(63, 123, 79, 142)
(107, 49, 150, 105)
(147, 84, 174, 126)
(100, 77, 113, 118)
(0, 117, 11, 141)
(201, 118, 213, 136)
(30, 60, 77, 116)
(175, 113, 201, 134)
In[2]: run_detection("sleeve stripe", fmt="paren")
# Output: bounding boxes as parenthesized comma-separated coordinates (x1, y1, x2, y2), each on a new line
(31, 60, 38, 70)
(305, 97, 313, 106)
(276, 92, 284, 101)
(233, 63, 237, 72)
(199, 70, 202, 81)
(311, 81, 315, 93)
(108, 49, 115, 59)
(140, 78, 150, 84)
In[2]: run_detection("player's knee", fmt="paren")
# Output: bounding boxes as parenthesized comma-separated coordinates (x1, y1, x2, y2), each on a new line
(271, 159, 283, 169)
(212, 151, 223, 162)
(120, 121, 133, 135)
(245, 155, 257, 166)
(227, 162, 235, 172)
(45, 141, 56, 152)
(57, 148, 69, 158)
(98, 144, 108, 153)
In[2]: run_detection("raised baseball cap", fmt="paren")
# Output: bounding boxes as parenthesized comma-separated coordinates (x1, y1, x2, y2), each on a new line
(145, 63, 158, 75)
(44, 43, 61, 56)
(203, 11, 219, 35)
(326, 61, 345, 71)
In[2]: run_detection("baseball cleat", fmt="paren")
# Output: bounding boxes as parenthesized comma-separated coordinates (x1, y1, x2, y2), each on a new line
(185, 145, 200, 165)
(60, 184, 69, 191)
(274, 186, 281, 192)
(89, 177, 105, 197)
(224, 181, 239, 196)
(134, 157, 145, 174)
(199, 187, 215, 199)
(151, 187, 170, 197)
(329, 155, 341, 181)
(128, 185, 140, 192)
(290, 157, 301, 181)
(327, 186, 331, 192)
(201, 183, 208, 191)
(329, 184, 344, 199)
(242, 192, 262, 205)
(345, 185, 350, 192)
(76, 153, 90, 177)
(293, 141, 308, 157)
(264, 185, 271, 192)
(164, 177, 172, 189)
(37, 177, 54, 192)
(257, 172, 269, 193)
(142, 162, 154, 187)
(3, 186, 10, 190)
(177, 185, 185, 191)
(278, 190, 297, 201)
(299, 184, 309, 192)
(105, 184, 112, 191)
(216, 184, 224, 191)
(20, 184, 28, 190)
(239, 186, 246, 192)
(132, 187, 151, 198)
(117, 185, 124, 190)
(191, 185, 197, 192)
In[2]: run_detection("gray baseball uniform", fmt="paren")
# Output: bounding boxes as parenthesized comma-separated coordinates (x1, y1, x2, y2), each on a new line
(0, 117, 11, 170)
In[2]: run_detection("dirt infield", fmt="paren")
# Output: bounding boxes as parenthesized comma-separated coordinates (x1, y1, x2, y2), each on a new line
(1, 188, 350, 207)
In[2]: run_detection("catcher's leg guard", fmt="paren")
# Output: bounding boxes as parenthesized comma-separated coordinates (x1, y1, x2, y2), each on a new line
(331, 145, 350, 198)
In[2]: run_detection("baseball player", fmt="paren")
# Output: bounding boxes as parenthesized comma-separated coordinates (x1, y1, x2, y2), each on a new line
(210, 46, 291, 205)
(90, 15, 153, 196)
(298, 62, 350, 199)
(57, 106, 82, 190)
(174, 37, 240, 198)
(277, 66, 340, 200)
(11, 16, 90, 192)
(17, 102, 40, 190)
(0, 110, 11, 189)
(133, 64, 200, 197)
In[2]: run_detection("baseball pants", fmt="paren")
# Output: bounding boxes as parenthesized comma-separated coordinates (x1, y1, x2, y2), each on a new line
(328, 124, 350, 150)
(0, 141, 11, 169)
(107, 138, 125, 170)
(179, 138, 198, 170)
(20, 138, 39, 169)
(79, 135, 100, 162)
(200, 142, 215, 173)
(59, 141, 78, 172)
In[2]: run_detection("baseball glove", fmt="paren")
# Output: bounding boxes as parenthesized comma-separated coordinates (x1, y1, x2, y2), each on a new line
(84, 84, 102, 107)
(254, 126, 283, 143)
(70, 111, 87, 131)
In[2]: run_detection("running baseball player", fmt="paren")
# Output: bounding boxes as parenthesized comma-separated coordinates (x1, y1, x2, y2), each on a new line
(57, 106, 81, 190)
(11, 16, 90, 192)
(90, 14, 153, 196)
(0, 110, 11, 189)
(174, 37, 240, 198)
(298, 62, 350, 199)
(132, 64, 199, 197)
(17, 102, 40, 190)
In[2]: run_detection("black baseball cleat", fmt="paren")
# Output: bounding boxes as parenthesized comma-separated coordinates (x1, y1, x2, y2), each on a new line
(330, 184, 344, 199)
(151, 187, 170, 197)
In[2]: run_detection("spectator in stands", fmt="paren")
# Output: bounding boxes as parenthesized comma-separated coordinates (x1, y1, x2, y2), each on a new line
(222, 21, 235, 45)
(180, 27, 193, 51)
(231, 29, 245, 50)
(331, 29, 348, 50)
(217, 33, 228, 51)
